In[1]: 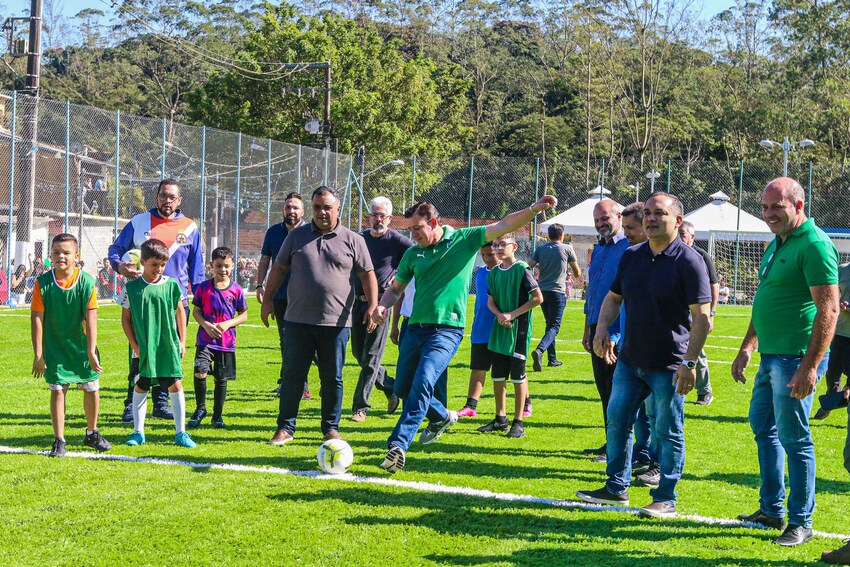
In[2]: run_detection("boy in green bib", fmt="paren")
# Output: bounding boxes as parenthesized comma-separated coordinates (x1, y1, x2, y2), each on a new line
(119, 239, 195, 448)
(31, 233, 111, 458)
(480, 233, 542, 438)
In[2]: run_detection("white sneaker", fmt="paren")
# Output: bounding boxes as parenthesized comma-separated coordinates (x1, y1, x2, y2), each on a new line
(380, 445, 406, 474)
(419, 410, 459, 445)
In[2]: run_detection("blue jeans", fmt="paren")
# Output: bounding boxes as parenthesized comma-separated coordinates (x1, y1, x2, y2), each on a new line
(633, 395, 655, 464)
(749, 353, 827, 528)
(277, 322, 349, 436)
(388, 324, 464, 451)
(536, 291, 566, 362)
(605, 361, 685, 506)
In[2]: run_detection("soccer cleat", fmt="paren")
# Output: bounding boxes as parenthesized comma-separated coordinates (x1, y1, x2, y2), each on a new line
(638, 502, 677, 519)
(634, 465, 660, 488)
(211, 415, 226, 428)
(83, 430, 112, 452)
(175, 431, 197, 448)
(457, 406, 478, 418)
(696, 393, 714, 406)
(522, 400, 533, 418)
(48, 438, 66, 458)
(121, 404, 134, 423)
(419, 410, 458, 444)
(350, 410, 367, 423)
(531, 349, 543, 372)
(152, 405, 174, 420)
(576, 487, 629, 506)
(477, 419, 509, 433)
(126, 431, 146, 446)
(188, 408, 208, 428)
(506, 420, 525, 438)
(380, 445, 406, 474)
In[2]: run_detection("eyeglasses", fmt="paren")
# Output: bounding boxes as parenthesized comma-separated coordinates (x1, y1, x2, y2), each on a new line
(491, 242, 515, 249)
(157, 193, 181, 203)
(370, 213, 389, 219)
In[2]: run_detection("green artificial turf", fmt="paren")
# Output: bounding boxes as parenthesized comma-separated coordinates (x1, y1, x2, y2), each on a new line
(0, 302, 847, 566)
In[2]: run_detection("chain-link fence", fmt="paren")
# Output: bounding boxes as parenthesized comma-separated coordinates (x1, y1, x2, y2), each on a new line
(0, 91, 352, 304)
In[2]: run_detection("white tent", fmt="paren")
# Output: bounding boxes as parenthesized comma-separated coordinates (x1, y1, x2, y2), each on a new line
(538, 187, 625, 236)
(683, 191, 772, 241)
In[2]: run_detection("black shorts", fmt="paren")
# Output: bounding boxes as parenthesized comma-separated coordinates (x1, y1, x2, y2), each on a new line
(470, 342, 493, 372)
(491, 351, 528, 382)
(194, 346, 237, 381)
(136, 376, 181, 391)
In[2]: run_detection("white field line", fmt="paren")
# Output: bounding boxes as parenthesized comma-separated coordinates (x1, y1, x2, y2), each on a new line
(1, 445, 846, 541)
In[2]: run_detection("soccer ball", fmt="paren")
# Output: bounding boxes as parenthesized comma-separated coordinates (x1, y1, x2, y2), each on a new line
(317, 438, 354, 475)
(121, 249, 142, 270)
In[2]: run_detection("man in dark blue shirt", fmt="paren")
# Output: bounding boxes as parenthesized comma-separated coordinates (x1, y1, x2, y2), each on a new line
(582, 199, 630, 459)
(577, 192, 711, 520)
(256, 192, 308, 397)
(350, 197, 413, 422)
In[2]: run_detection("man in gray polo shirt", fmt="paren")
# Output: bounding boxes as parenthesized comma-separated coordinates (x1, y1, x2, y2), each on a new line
(260, 186, 378, 445)
(529, 223, 581, 370)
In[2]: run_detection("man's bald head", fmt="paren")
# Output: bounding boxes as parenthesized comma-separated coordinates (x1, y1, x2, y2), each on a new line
(764, 177, 805, 206)
(762, 177, 806, 238)
(592, 199, 622, 240)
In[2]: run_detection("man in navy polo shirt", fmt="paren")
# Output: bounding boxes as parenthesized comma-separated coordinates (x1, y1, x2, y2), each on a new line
(256, 192, 310, 399)
(582, 199, 630, 459)
(576, 192, 711, 519)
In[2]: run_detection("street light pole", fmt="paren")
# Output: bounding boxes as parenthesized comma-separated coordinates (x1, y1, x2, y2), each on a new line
(646, 171, 660, 195)
(759, 136, 815, 176)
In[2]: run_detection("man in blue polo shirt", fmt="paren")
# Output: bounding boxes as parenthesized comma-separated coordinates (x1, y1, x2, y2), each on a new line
(576, 192, 711, 519)
(582, 199, 630, 460)
(732, 177, 838, 547)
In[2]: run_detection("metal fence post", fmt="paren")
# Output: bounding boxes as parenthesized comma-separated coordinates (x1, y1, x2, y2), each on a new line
(807, 160, 813, 217)
(296, 145, 302, 195)
(266, 138, 272, 230)
(411, 155, 417, 206)
(6, 91, 17, 305)
(533, 157, 540, 250)
(112, 110, 121, 298)
(235, 132, 242, 261)
(199, 126, 206, 244)
(160, 118, 167, 177)
(600, 159, 606, 191)
(467, 157, 474, 227)
(323, 146, 329, 186)
(732, 159, 743, 306)
(64, 100, 70, 232)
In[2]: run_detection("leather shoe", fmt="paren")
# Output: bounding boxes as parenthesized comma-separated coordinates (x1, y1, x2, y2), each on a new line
(387, 393, 400, 414)
(323, 430, 342, 441)
(774, 524, 812, 547)
(737, 509, 786, 531)
(268, 429, 293, 445)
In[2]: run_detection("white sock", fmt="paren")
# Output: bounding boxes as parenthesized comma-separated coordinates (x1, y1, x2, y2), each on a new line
(171, 391, 186, 434)
(86, 430, 93, 435)
(132, 390, 148, 434)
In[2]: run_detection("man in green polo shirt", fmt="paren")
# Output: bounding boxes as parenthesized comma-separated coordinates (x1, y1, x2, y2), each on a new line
(732, 177, 839, 547)
(372, 196, 557, 473)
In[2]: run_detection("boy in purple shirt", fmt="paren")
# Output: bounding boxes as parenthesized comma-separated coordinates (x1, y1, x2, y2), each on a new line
(189, 247, 248, 428)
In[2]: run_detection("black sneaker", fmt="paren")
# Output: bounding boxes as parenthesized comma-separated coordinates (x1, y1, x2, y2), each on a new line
(634, 465, 660, 488)
(83, 430, 112, 452)
(188, 408, 208, 428)
(211, 415, 226, 428)
(48, 438, 66, 458)
(576, 486, 629, 506)
(121, 404, 134, 423)
(547, 360, 563, 368)
(152, 405, 174, 420)
(774, 524, 813, 547)
(737, 509, 786, 531)
(477, 419, 510, 433)
(531, 349, 543, 372)
(696, 393, 714, 406)
(506, 420, 525, 438)
(583, 443, 606, 455)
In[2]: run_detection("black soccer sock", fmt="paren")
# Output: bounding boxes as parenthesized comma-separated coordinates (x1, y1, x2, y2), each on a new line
(194, 378, 207, 411)
(495, 415, 508, 424)
(465, 397, 478, 410)
(524, 395, 532, 406)
(213, 380, 228, 417)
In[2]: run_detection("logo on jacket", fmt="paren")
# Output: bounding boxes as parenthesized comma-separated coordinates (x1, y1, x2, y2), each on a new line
(176, 233, 188, 244)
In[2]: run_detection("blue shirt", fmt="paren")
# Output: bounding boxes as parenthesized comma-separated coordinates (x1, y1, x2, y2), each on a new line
(584, 231, 629, 332)
(470, 266, 496, 344)
(611, 238, 711, 371)
(261, 221, 303, 300)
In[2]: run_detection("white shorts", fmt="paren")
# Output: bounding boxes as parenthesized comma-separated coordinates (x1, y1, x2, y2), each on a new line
(49, 379, 99, 392)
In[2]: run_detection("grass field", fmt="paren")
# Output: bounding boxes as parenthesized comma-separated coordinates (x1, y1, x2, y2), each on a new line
(1, 301, 848, 566)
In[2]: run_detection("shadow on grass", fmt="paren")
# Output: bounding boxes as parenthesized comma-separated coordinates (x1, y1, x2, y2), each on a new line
(685, 413, 750, 425)
(701, 471, 850, 495)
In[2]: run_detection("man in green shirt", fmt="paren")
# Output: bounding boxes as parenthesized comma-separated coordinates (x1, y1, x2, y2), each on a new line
(371, 197, 557, 473)
(732, 177, 839, 547)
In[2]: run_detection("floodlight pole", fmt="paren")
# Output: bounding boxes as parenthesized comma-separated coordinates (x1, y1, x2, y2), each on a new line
(759, 136, 815, 176)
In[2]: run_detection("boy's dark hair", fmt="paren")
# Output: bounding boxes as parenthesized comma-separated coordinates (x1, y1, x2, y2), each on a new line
(547, 223, 564, 240)
(210, 246, 234, 262)
(157, 178, 181, 195)
(52, 233, 78, 248)
(404, 202, 440, 222)
(140, 239, 170, 262)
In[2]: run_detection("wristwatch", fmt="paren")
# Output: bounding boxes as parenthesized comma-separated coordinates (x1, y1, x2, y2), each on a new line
(682, 359, 696, 369)
(709, 309, 716, 316)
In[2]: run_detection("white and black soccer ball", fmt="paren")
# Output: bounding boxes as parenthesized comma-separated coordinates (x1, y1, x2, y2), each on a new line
(121, 248, 142, 270)
(317, 438, 354, 475)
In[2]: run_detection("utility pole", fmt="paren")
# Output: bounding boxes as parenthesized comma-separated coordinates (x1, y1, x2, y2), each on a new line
(14, 0, 41, 267)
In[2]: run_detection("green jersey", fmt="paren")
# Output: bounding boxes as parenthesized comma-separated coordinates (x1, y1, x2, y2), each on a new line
(752, 218, 838, 355)
(395, 225, 487, 327)
(487, 262, 538, 356)
(33, 269, 99, 385)
(120, 275, 184, 379)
